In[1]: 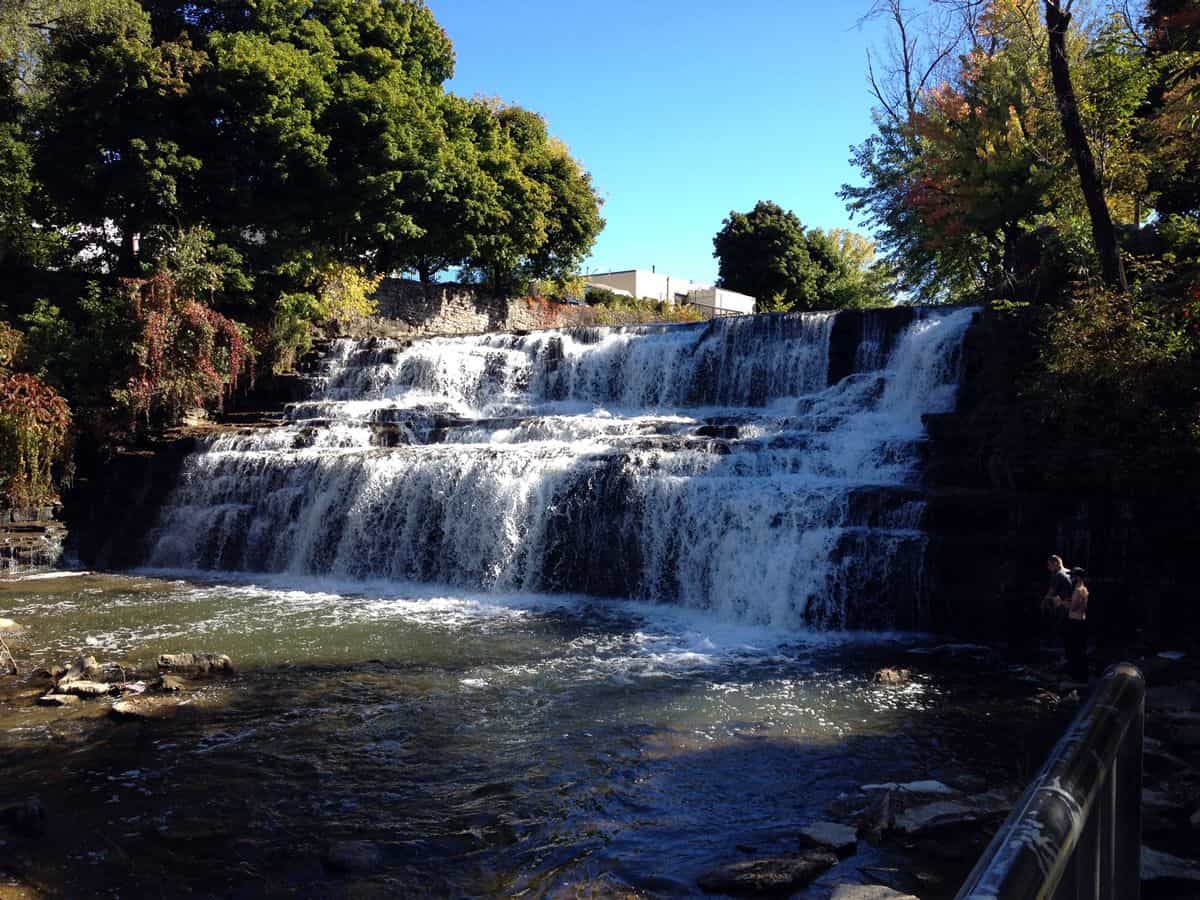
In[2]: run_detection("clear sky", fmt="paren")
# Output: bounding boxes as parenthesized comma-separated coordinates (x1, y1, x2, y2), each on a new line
(429, 0, 890, 284)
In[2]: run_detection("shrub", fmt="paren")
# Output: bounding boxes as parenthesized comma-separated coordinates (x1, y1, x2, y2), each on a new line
(0, 372, 72, 507)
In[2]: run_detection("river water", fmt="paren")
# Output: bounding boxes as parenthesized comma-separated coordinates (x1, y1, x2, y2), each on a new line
(0, 571, 1025, 899)
(0, 308, 1023, 897)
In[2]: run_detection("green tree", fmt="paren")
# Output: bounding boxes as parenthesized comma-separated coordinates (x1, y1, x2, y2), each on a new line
(714, 201, 866, 311)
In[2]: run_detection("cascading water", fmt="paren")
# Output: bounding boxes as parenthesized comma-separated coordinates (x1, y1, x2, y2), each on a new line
(145, 307, 977, 629)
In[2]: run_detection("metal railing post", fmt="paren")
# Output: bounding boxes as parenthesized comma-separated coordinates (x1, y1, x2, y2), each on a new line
(956, 663, 1145, 900)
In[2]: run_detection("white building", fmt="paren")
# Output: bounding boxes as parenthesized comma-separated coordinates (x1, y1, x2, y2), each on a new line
(583, 269, 755, 315)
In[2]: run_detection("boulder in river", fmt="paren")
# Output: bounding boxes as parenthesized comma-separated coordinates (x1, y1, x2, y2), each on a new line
(58, 655, 102, 685)
(894, 800, 980, 835)
(697, 850, 838, 895)
(830, 887, 919, 900)
(36, 692, 80, 707)
(798, 821, 858, 857)
(157, 653, 235, 675)
(56, 680, 116, 698)
(152, 674, 186, 693)
(872, 668, 911, 686)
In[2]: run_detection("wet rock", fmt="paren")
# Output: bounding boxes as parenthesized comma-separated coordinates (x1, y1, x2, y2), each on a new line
(857, 789, 893, 841)
(0, 617, 22, 634)
(0, 798, 45, 837)
(109, 700, 148, 722)
(31, 665, 65, 681)
(872, 668, 911, 686)
(152, 674, 186, 693)
(798, 821, 857, 857)
(894, 800, 979, 835)
(157, 653, 235, 676)
(862, 780, 957, 796)
(36, 692, 80, 707)
(56, 680, 116, 698)
(58, 654, 102, 685)
(1142, 845, 1200, 883)
(323, 840, 385, 874)
(697, 851, 838, 895)
(830, 887, 919, 900)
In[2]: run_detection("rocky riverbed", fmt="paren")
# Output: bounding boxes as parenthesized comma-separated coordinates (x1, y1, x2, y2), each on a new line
(1, 572, 1198, 899)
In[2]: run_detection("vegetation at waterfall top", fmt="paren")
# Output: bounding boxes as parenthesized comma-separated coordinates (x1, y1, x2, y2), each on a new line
(0, 0, 1199, 507)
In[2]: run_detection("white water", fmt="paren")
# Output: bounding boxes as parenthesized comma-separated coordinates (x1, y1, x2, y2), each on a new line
(145, 308, 977, 629)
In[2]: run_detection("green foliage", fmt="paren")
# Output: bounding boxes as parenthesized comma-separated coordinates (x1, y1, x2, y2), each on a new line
(584, 288, 705, 325)
(713, 201, 892, 312)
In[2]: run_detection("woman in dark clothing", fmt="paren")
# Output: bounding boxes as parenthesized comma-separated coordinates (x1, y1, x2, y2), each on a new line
(1058, 567, 1090, 682)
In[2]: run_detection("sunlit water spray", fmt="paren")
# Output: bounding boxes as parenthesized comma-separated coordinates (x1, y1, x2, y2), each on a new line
(145, 308, 976, 629)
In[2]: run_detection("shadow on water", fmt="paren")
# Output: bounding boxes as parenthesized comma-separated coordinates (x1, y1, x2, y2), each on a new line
(0, 627, 1048, 900)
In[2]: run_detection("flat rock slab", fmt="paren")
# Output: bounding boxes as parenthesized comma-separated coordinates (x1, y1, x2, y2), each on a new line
(698, 851, 838, 895)
(157, 653, 235, 675)
(831, 887, 920, 900)
(895, 800, 980, 835)
(36, 693, 80, 707)
(1142, 846, 1200, 882)
(798, 822, 858, 856)
(862, 780, 958, 796)
(55, 680, 115, 698)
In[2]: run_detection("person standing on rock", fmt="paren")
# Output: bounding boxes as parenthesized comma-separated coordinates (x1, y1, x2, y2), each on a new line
(1040, 554, 1073, 662)
(1058, 568, 1090, 682)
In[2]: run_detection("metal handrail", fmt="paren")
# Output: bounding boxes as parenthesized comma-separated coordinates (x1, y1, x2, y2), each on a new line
(956, 662, 1144, 900)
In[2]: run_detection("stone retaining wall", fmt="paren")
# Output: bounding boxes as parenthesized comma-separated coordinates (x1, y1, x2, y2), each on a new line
(366, 279, 601, 336)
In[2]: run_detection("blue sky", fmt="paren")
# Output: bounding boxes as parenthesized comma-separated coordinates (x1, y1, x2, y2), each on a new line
(429, 0, 892, 284)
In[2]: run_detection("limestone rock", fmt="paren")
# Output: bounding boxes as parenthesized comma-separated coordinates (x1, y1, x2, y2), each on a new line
(895, 800, 980, 835)
(697, 851, 839, 895)
(31, 665, 65, 681)
(798, 821, 858, 857)
(153, 674, 186, 693)
(56, 680, 115, 698)
(873, 668, 911, 686)
(830, 887, 920, 900)
(1142, 845, 1200, 883)
(58, 655, 102, 685)
(0, 617, 22, 635)
(36, 692, 80, 707)
(857, 789, 893, 842)
(157, 653, 235, 675)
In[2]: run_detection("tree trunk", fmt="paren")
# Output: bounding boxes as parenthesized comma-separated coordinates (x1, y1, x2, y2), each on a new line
(1044, 1, 1128, 292)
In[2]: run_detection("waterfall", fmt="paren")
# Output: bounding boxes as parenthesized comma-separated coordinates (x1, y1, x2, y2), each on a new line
(145, 307, 977, 630)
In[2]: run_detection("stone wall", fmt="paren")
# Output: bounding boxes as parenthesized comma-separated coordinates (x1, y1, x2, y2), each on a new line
(365, 279, 602, 337)
(922, 307, 1200, 646)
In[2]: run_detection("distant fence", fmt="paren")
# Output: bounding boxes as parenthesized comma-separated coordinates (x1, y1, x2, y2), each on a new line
(956, 663, 1144, 900)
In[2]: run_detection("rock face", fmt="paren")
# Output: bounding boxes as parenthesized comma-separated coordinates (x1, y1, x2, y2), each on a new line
(697, 851, 839, 895)
(157, 653, 235, 675)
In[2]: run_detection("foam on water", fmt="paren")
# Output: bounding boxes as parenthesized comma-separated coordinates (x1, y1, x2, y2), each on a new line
(144, 308, 977, 630)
